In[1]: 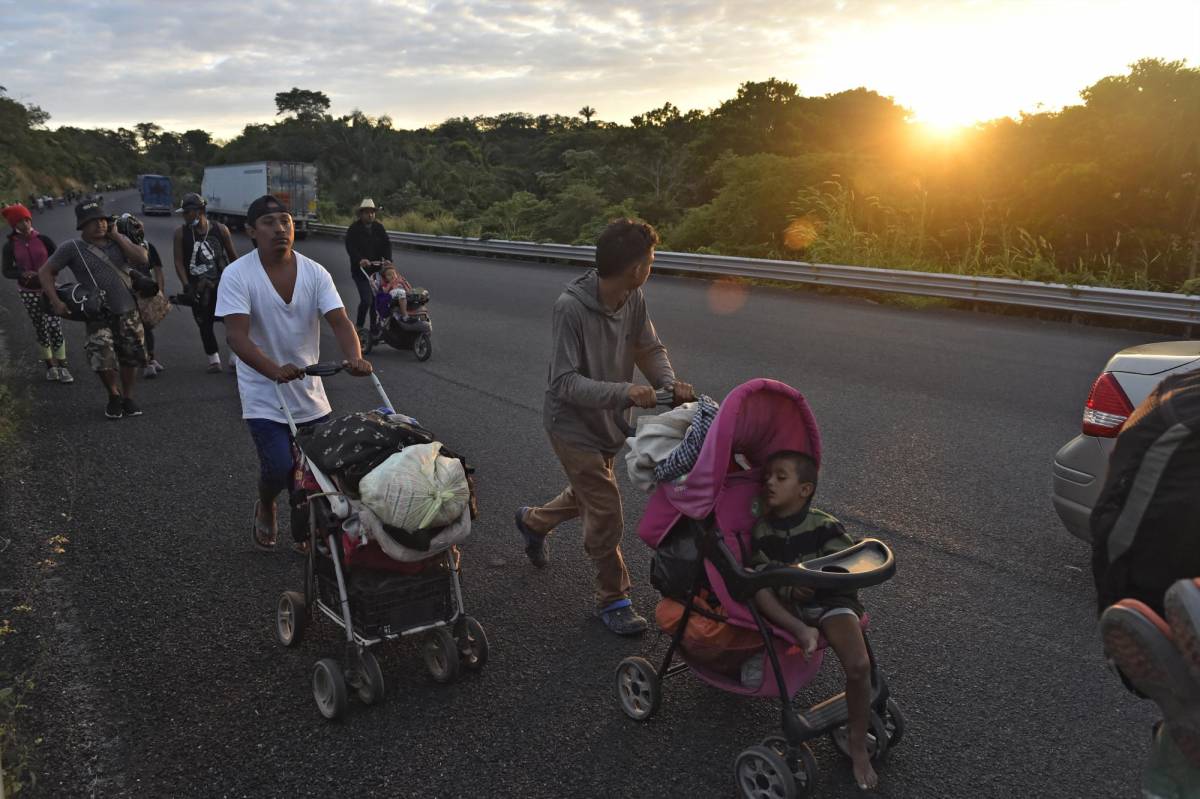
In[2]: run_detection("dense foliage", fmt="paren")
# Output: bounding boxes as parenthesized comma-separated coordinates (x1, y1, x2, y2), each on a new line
(2, 59, 1197, 290)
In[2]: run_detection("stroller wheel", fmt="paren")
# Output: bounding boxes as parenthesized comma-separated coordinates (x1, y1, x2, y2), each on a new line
(355, 649, 385, 706)
(413, 332, 431, 361)
(734, 744, 797, 799)
(829, 709, 891, 763)
(615, 656, 661, 721)
(879, 698, 906, 750)
(275, 591, 307, 647)
(458, 616, 489, 671)
(761, 737, 818, 797)
(312, 658, 348, 720)
(423, 628, 460, 684)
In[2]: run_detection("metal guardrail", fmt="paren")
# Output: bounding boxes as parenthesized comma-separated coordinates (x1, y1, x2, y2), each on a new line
(309, 223, 1200, 325)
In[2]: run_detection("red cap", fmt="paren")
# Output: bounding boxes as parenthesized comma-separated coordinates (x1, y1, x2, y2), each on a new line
(2, 204, 32, 228)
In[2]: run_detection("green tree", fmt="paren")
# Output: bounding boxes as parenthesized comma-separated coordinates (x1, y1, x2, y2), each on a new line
(274, 87, 331, 121)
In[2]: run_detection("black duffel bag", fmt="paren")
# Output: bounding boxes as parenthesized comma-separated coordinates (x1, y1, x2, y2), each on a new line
(42, 282, 110, 322)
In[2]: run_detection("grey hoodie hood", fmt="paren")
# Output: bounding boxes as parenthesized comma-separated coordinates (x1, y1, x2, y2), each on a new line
(542, 269, 675, 455)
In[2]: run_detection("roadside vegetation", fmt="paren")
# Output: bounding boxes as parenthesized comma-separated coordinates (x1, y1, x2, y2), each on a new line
(2, 59, 1197, 291)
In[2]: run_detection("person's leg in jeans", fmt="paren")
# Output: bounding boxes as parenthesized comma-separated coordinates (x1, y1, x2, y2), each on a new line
(352, 268, 372, 330)
(246, 415, 330, 547)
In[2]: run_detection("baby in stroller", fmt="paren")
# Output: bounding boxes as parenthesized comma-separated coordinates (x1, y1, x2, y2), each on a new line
(378, 264, 414, 323)
(750, 449, 877, 789)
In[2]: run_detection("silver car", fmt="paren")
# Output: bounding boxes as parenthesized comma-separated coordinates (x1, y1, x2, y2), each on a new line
(1052, 340, 1200, 541)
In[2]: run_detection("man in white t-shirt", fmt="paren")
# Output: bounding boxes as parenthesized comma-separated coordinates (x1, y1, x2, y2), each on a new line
(215, 194, 372, 551)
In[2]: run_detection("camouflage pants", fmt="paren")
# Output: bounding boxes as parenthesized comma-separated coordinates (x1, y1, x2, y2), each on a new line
(84, 310, 147, 372)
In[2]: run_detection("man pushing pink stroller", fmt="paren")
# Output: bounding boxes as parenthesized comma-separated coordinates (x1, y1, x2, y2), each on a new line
(615, 378, 905, 797)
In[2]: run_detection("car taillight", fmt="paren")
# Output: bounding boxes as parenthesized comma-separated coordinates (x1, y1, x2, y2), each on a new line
(1082, 372, 1135, 437)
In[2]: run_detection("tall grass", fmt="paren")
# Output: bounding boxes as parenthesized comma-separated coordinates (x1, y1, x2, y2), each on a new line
(790, 181, 1180, 292)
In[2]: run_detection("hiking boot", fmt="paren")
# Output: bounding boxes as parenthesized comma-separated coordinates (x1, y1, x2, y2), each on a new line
(597, 599, 648, 636)
(46, 366, 60, 382)
(515, 507, 548, 568)
(105, 395, 124, 419)
(122, 398, 143, 417)
(57, 367, 74, 384)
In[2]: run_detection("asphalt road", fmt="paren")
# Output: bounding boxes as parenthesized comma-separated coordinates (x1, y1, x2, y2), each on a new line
(0, 192, 1163, 798)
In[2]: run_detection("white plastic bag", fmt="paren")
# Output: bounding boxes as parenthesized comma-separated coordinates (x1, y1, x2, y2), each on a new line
(359, 442, 470, 531)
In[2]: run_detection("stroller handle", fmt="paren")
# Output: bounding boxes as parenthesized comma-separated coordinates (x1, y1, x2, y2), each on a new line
(619, 384, 699, 437)
(274, 363, 395, 436)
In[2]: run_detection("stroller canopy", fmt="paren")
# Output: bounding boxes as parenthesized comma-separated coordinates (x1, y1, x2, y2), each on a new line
(640, 378, 822, 549)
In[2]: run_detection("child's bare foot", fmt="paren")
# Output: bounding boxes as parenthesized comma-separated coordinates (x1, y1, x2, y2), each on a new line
(851, 749, 878, 790)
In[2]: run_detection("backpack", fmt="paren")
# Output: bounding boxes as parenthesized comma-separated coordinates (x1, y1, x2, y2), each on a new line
(1091, 369, 1200, 615)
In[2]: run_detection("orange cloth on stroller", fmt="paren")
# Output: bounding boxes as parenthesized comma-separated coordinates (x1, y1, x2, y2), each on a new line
(655, 592, 764, 675)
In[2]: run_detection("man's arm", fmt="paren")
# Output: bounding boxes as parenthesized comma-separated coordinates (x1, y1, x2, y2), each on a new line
(172, 227, 187, 287)
(324, 307, 372, 376)
(377, 224, 393, 263)
(223, 313, 303, 382)
(109, 230, 148, 266)
(38, 245, 69, 315)
(218, 223, 237, 264)
(548, 300, 636, 409)
(632, 298, 676, 390)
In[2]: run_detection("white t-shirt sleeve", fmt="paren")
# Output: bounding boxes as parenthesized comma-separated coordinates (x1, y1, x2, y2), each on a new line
(214, 263, 250, 317)
(313, 262, 345, 316)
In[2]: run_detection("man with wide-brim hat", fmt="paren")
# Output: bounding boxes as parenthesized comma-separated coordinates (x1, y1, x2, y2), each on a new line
(38, 199, 151, 419)
(344, 197, 393, 336)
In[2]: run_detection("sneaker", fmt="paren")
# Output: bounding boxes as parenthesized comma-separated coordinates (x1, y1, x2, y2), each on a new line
(57, 367, 74, 384)
(206, 362, 222, 374)
(1165, 579, 1200, 685)
(143, 365, 158, 379)
(515, 507, 548, 568)
(597, 599, 648, 636)
(45, 366, 60, 382)
(1101, 600, 1200, 762)
(105, 395, 124, 419)
(149, 359, 165, 373)
(122, 398, 143, 417)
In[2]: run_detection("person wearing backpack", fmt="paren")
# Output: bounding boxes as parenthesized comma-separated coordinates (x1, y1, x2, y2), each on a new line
(174, 193, 238, 373)
(2, 203, 73, 383)
(38, 199, 150, 419)
(1093, 369, 1200, 796)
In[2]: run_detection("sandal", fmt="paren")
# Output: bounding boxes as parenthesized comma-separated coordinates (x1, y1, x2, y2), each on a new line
(251, 500, 277, 551)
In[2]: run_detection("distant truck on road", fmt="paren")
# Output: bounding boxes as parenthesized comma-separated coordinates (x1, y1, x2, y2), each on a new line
(138, 174, 174, 215)
(200, 161, 318, 237)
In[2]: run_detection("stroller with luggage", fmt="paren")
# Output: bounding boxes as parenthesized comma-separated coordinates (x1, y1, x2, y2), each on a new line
(615, 378, 904, 797)
(358, 260, 433, 361)
(271, 363, 486, 720)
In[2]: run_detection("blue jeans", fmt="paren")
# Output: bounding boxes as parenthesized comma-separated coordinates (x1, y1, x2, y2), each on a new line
(246, 414, 331, 496)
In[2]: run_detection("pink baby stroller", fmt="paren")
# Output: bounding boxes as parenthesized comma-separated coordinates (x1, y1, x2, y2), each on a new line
(615, 378, 904, 798)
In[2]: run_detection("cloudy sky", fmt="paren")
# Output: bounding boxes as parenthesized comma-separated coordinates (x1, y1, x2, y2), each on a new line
(3, 0, 1197, 139)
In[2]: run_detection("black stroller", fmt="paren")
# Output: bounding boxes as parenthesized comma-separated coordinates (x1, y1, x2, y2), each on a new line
(271, 364, 486, 719)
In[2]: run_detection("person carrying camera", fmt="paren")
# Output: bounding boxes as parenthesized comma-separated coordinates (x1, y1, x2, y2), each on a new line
(38, 199, 150, 419)
(174, 193, 237, 373)
(116, 213, 168, 377)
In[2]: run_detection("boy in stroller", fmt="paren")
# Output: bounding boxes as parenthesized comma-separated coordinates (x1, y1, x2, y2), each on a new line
(750, 449, 877, 790)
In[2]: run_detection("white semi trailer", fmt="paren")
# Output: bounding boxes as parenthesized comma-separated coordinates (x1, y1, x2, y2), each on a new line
(201, 161, 318, 236)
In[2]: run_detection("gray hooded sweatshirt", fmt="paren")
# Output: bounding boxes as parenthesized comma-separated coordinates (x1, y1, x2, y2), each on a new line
(543, 269, 675, 456)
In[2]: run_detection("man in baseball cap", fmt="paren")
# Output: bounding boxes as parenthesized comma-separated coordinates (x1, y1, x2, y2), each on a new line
(215, 192, 372, 552)
(173, 191, 237, 372)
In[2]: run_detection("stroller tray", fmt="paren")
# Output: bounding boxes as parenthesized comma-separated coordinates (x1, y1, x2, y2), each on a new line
(317, 563, 454, 637)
